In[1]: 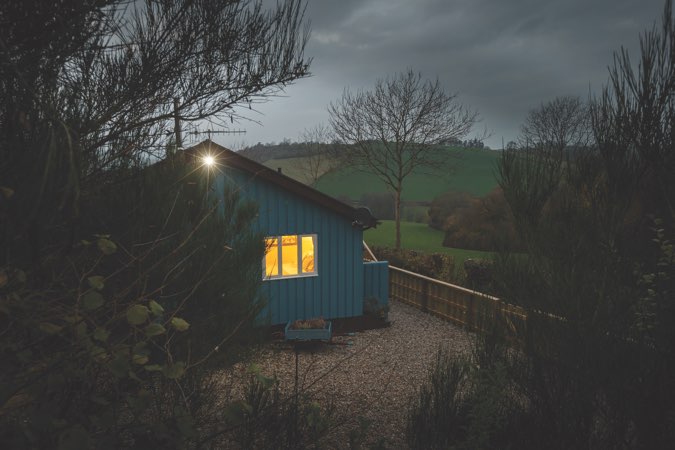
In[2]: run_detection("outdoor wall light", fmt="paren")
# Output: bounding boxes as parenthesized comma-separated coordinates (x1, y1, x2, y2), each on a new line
(202, 155, 215, 166)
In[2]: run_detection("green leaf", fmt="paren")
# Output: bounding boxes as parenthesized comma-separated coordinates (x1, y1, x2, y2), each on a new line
(170, 317, 190, 332)
(133, 342, 150, 356)
(132, 354, 149, 365)
(149, 300, 164, 316)
(87, 275, 105, 290)
(131, 343, 151, 365)
(93, 327, 110, 342)
(144, 364, 163, 372)
(163, 361, 186, 379)
(82, 291, 104, 311)
(39, 322, 63, 334)
(145, 323, 166, 337)
(255, 373, 276, 389)
(126, 305, 150, 325)
(90, 346, 107, 361)
(97, 238, 117, 255)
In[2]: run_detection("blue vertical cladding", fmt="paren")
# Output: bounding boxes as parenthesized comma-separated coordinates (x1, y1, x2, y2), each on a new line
(363, 261, 389, 309)
(218, 167, 365, 325)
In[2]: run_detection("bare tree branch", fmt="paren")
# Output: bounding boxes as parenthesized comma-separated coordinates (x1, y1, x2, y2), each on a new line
(328, 69, 478, 248)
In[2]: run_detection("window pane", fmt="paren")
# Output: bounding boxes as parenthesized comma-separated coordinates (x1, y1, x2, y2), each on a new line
(264, 238, 278, 277)
(301, 236, 315, 273)
(281, 235, 298, 276)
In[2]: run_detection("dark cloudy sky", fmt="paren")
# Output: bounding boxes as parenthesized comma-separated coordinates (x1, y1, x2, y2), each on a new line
(214, 0, 667, 150)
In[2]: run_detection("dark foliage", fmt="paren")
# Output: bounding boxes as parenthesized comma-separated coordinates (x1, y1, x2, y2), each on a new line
(360, 192, 395, 221)
(407, 2, 675, 448)
(371, 246, 456, 283)
(0, 0, 310, 447)
(428, 191, 475, 231)
(440, 188, 521, 252)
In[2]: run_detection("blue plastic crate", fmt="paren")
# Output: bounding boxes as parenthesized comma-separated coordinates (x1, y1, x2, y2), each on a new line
(284, 320, 332, 341)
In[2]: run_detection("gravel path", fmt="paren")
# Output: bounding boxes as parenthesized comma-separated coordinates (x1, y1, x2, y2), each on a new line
(220, 300, 473, 448)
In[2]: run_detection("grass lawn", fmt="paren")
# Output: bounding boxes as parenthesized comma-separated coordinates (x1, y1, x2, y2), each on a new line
(364, 220, 493, 266)
(316, 147, 500, 201)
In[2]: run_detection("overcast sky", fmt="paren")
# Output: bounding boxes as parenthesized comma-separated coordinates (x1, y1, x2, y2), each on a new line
(211, 0, 667, 150)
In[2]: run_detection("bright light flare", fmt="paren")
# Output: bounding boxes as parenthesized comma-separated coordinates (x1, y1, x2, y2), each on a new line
(202, 155, 215, 167)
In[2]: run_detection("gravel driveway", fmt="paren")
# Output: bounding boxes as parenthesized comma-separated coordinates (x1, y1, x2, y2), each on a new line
(220, 300, 473, 448)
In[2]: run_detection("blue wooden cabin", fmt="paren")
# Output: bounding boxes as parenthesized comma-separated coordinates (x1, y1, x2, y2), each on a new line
(186, 140, 389, 325)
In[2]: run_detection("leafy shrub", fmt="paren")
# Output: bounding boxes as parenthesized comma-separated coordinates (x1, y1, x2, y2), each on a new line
(224, 366, 335, 449)
(371, 246, 456, 283)
(0, 156, 266, 448)
(427, 191, 475, 230)
(360, 192, 395, 221)
(441, 187, 521, 252)
(363, 296, 389, 320)
(463, 258, 495, 293)
(407, 340, 523, 450)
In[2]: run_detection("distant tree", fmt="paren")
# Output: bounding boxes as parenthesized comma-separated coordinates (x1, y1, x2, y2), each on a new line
(329, 69, 479, 249)
(427, 191, 475, 231)
(297, 123, 338, 185)
(505, 140, 519, 151)
(441, 187, 520, 253)
(519, 95, 592, 153)
(360, 191, 395, 221)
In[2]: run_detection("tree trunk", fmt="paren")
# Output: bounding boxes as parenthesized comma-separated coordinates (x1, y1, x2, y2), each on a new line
(394, 189, 402, 249)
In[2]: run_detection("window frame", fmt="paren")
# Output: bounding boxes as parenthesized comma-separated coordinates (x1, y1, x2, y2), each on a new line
(263, 234, 318, 281)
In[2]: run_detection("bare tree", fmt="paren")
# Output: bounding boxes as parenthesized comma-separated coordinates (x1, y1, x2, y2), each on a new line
(0, 1, 312, 445)
(328, 69, 478, 249)
(297, 123, 337, 185)
(519, 95, 593, 152)
(0, 0, 310, 260)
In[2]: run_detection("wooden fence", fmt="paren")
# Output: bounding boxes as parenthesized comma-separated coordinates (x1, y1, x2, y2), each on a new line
(389, 265, 527, 339)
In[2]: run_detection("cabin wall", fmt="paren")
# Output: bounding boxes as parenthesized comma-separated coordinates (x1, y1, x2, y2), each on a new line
(216, 168, 364, 325)
(363, 261, 389, 313)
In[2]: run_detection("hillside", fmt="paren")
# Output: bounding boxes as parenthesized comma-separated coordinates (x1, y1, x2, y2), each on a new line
(314, 147, 500, 201)
(264, 156, 337, 185)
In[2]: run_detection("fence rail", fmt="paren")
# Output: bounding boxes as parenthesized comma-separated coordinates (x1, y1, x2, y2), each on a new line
(389, 265, 527, 339)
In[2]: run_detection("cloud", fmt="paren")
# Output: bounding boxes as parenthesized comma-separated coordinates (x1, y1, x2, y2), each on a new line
(221, 0, 667, 150)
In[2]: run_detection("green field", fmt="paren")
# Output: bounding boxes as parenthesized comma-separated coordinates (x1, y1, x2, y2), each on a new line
(364, 220, 493, 265)
(263, 148, 501, 261)
(315, 147, 500, 201)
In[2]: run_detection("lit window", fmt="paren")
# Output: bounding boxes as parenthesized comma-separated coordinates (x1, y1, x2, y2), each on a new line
(263, 234, 317, 280)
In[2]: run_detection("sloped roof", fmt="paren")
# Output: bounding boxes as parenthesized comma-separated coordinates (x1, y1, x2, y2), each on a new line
(184, 140, 378, 230)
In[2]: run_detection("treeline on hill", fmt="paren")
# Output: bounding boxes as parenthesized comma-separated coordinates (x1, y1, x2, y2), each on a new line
(238, 139, 336, 163)
(428, 188, 521, 252)
(407, 2, 675, 448)
(239, 139, 490, 164)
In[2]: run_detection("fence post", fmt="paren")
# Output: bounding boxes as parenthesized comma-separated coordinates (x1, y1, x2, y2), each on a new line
(421, 279, 429, 312)
(467, 294, 475, 331)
